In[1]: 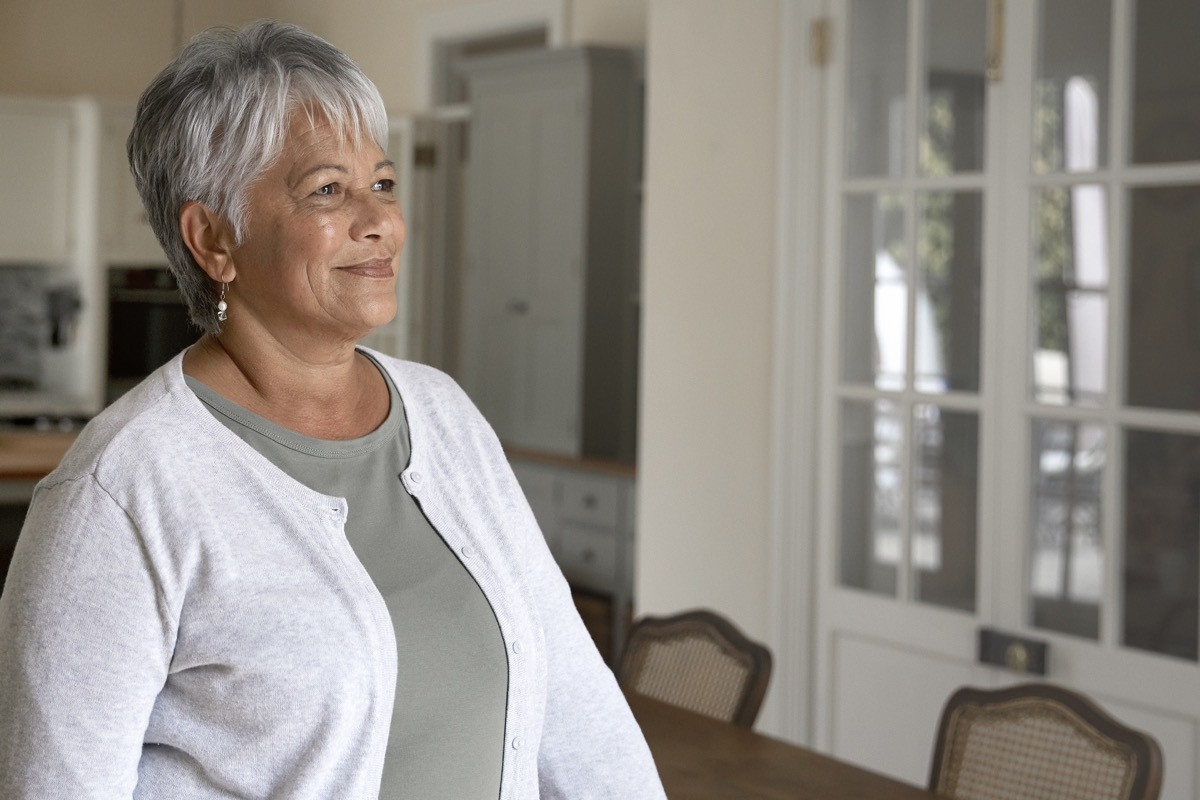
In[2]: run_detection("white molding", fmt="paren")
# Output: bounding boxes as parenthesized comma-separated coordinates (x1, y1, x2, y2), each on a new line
(764, 0, 827, 745)
(413, 0, 568, 110)
(812, 0, 849, 752)
(389, 114, 415, 361)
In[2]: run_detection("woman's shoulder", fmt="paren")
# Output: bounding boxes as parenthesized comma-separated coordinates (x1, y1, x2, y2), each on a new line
(47, 367, 208, 490)
(360, 349, 472, 405)
(361, 348, 451, 383)
(360, 348, 501, 448)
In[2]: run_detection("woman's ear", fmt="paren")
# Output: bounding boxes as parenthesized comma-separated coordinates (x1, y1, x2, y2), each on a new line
(179, 201, 237, 283)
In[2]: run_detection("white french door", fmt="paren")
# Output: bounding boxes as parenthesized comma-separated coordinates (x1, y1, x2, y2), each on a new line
(809, 2, 1200, 797)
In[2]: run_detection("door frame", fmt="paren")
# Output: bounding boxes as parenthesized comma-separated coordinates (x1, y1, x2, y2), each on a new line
(413, 0, 568, 110)
(766, 0, 829, 743)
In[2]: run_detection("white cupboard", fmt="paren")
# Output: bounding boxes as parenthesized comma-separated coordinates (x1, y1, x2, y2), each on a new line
(0, 98, 76, 263)
(459, 47, 642, 462)
(99, 104, 166, 265)
(0, 96, 105, 417)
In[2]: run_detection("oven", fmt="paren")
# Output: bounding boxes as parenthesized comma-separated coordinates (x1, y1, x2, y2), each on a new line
(0, 478, 34, 596)
(106, 267, 198, 403)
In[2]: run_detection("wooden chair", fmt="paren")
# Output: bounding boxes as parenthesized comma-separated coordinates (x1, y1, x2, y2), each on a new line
(929, 683, 1163, 800)
(616, 609, 772, 727)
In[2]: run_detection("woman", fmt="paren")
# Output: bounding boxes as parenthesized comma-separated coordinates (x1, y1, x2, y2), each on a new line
(0, 21, 665, 799)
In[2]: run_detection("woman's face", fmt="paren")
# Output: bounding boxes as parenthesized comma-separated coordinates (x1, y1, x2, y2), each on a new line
(226, 110, 404, 347)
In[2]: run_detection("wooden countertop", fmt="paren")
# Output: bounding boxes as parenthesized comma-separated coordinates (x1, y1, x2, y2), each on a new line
(504, 445, 636, 478)
(1, 434, 635, 481)
(0, 431, 77, 480)
(0, 435, 634, 481)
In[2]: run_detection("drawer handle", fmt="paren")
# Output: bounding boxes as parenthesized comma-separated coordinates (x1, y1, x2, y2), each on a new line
(583, 494, 597, 509)
(581, 548, 596, 564)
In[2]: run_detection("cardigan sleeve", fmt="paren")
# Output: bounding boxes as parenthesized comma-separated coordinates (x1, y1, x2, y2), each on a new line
(0, 474, 174, 799)
(520, 496, 667, 798)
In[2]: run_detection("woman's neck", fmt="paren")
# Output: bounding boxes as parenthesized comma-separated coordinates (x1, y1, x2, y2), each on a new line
(182, 332, 389, 440)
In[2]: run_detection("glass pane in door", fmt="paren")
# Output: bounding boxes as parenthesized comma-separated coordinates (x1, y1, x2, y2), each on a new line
(1124, 428, 1200, 661)
(1033, 0, 1112, 174)
(1032, 185, 1109, 406)
(1029, 419, 1104, 639)
(916, 191, 983, 393)
(1125, 184, 1200, 412)
(1131, 0, 1200, 165)
(842, 193, 907, 390)
(840, 399, 902, 596)
(846, 0, 910, 178)
(920, 0, 987, 176)
(911, 404, 978, 611)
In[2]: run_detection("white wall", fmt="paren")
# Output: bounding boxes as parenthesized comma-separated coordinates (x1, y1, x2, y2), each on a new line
(271, 0, 647, 109)
(635, 0, 780, 645)
(0, 0, 646, 109)
(0, 0, 179, 98)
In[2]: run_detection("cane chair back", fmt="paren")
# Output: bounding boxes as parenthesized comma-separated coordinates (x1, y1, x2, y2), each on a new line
(929, 683, 1163, 800)
(617, 609, 772, 727)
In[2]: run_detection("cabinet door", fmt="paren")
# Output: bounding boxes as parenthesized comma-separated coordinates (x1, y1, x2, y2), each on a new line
(101, 106, 165, 264)
(558, 523, 619, 593)
(0, 101, 74, 262)
(462, 72, 587, 455)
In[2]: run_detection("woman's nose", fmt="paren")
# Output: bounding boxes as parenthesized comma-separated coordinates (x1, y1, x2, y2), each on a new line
(349, 191, 401, 242)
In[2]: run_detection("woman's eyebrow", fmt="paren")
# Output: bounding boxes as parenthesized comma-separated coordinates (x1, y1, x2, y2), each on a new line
(290, 163, 348, 187)
(291, 160, 395, 185)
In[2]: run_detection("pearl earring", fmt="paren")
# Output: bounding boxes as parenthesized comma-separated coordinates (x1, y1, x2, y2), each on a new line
(217, 282, 228, 322)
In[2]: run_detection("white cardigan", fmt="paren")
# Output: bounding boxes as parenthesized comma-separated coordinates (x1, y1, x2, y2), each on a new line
(0, 349, 665, 799)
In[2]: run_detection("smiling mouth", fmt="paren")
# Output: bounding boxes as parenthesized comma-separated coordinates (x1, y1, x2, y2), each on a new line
(338, 258, 394, 278)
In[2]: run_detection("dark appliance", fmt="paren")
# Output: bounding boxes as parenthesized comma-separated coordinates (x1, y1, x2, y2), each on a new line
(0, 479, 35, 597)
(106, 267, 198, 403)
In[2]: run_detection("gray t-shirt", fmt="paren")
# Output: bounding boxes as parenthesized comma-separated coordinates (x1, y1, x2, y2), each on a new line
(185, 360, 507, 799)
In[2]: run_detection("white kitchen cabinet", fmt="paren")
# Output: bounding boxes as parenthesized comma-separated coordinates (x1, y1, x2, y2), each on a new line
(460, 47, 641, 462)
(0, 96, 105, 417)
(100, 104, 166, 265)
(0, 98, 76, 263)
(509, 453, 636, 667)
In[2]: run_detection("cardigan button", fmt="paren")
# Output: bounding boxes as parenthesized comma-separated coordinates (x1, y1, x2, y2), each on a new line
(511, 736, 524, 750)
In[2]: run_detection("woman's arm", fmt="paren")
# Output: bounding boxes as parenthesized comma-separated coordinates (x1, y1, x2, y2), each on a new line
(0, 475, 174, 798)
(520, 498, 667, 799)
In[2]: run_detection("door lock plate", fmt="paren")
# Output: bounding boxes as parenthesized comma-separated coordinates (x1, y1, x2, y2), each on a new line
(979, 627, 1047, 675)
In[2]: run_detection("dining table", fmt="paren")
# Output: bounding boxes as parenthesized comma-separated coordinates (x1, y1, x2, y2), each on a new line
(627, 691, 944, 800)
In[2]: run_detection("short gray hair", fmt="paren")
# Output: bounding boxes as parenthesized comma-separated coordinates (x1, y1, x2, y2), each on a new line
(128, 20, 389, 334)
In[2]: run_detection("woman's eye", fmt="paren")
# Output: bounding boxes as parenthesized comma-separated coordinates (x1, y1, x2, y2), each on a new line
(314, 183, 337, 197)
(374, 179, 396, 194)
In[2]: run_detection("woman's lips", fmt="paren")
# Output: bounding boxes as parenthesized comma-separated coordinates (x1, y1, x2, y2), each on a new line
(338, 257, 394, 278)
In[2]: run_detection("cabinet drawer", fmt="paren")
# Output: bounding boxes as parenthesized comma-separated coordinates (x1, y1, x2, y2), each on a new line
(559, 474, 620, 528)
(511, 462, 558, 526)
(510, 462, 560, 551)
(558, 525, 618, 594)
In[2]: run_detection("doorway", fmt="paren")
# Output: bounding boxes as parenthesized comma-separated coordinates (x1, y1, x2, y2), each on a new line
(782, 2, 1200, 797)
(406, 5, 557, 375)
